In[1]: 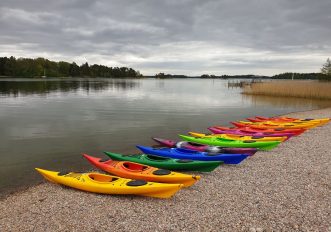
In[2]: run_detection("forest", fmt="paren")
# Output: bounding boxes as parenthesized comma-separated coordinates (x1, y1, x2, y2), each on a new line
(0, 56, 142, 78)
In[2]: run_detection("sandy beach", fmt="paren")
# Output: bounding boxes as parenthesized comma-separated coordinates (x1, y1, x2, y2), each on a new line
(0, 108, 330, 232)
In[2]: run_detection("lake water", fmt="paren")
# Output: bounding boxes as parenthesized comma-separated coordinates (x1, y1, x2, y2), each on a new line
(1, 78, 330, 197)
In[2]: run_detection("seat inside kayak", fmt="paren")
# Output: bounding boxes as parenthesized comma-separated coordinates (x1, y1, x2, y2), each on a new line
(251, 136, 264, 139)
(88, 173, 119, 182)
(205, 152, 223, 156)
(122, 162, 149, 172)
(176, 159, 194, 163)
(243, 140, 256, 143)
(145, 155, 171, 161)
(216, 137, 235, 142)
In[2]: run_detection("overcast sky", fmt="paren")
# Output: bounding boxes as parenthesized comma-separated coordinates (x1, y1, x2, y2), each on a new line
(0, 0, 330, 75)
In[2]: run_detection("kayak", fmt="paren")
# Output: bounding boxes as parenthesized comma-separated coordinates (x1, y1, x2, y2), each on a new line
(231, 121, 313, 130)
(104, 151, 223, 172)
(136, 146, 249, 164)
(232, 121, 317, 129)
(83, 154, 200, 187)
(208, 126, 296, 139)
(179, 134, 280, 151)
(256, 116, 330, 121)
(152, 137, 258, 156)
(188, 132, 287, 142)
(211, 125, 305, 135)
(249, 116, 330, 125)
(35, 168, 183, 199)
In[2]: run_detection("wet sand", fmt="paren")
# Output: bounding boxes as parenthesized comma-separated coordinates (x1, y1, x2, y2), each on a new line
(0, 108, 330, 231)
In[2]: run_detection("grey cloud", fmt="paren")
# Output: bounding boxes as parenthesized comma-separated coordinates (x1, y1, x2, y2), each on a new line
(0, 0, 330, 75)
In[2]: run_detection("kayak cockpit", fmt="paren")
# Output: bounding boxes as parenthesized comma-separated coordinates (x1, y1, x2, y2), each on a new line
(175, 148, 199, 154)
(88, 173, 119, 183)
(122, 162, 149, 172)
(145, 155, 171, 161)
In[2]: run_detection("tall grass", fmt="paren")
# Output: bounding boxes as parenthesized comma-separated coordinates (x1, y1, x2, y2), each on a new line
(242, 81, 331, 100)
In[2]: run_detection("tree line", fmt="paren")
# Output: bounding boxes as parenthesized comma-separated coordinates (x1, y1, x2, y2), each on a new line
(154, 58, 331, 80)
(0, 56, 142, 78)
(1, 56, 330, 80)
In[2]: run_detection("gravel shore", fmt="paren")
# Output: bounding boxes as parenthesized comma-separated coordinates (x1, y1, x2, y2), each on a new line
(1, 108, 330, 231)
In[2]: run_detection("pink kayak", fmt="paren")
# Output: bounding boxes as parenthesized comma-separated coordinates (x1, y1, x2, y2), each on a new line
(208, 126, 295, 140)
(152, 137, 258, 156)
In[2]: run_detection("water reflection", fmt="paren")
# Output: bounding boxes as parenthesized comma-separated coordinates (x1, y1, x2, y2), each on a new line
(0, 78, 139, 97)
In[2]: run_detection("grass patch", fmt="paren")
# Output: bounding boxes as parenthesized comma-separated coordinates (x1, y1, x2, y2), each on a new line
(242, 81, 331, 100)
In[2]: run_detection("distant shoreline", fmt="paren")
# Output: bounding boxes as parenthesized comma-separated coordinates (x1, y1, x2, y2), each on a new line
(0, 75, 327, 80)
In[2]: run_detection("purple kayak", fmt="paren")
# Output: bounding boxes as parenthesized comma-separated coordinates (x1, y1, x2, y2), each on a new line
(152, 137, 257, 156)
(208, 127, 294, 140)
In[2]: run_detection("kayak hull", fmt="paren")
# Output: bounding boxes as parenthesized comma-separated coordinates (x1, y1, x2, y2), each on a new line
(254, 116, 330, 125)
(188, 132, 287, 142)
(232, 121, 316, 129)
(104, 151, 223, 172)
(210, 126, 304, 135)
(152, 137, 258, 156)
(35, 168, 183, 199)
(179, 134, 280, 151)
(83, 154, 200, 187)
(231, 122, 307, 133)
(136, 145, 249, 164)
(208, 127, 295, 139)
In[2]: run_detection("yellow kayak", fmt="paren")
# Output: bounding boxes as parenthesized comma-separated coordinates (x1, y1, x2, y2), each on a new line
(188, 132, 287, 142)
(281, 119, 328, 126)
(36, 168, 183, 199)
(236, 120, 317, 129)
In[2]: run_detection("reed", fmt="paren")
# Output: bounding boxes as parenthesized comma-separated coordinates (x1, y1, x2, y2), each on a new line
(242, 81, 331, 100)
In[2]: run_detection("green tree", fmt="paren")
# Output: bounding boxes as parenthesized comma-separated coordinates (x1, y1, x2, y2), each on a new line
(0, 57, 8, 75)
(321, 58, 331, 75)
(80, 62, 90, 77)
(4, 56, 17, 76)
(58, 61, 70, 77)
(0, 56, 142, 78)
(69, 62, 80, 76)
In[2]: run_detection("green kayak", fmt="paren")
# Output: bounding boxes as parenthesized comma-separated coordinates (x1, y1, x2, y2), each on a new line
(179, 135, 280, 151)
(104, 151, 223, 172)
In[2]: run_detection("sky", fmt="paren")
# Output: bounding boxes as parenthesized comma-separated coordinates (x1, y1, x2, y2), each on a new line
(0, 0, 330, 76)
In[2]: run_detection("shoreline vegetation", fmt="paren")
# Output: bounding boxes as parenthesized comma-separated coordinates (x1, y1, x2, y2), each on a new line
(1, 56, 331, 80)
(0, 56, 142, 78)
(242, 81, 331, 100)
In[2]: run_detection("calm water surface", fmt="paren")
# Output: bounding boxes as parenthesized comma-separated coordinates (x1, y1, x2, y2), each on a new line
(0, 78, 330, 196)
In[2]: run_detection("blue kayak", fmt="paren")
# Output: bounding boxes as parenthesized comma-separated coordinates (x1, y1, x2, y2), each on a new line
(136, 145, 249, 164)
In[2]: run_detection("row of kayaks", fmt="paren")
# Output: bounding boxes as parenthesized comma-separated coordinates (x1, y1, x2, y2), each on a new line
(36, 116, 329, 198)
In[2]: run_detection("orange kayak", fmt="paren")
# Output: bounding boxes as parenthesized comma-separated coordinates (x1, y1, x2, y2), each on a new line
(83, 154, 200, 187)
